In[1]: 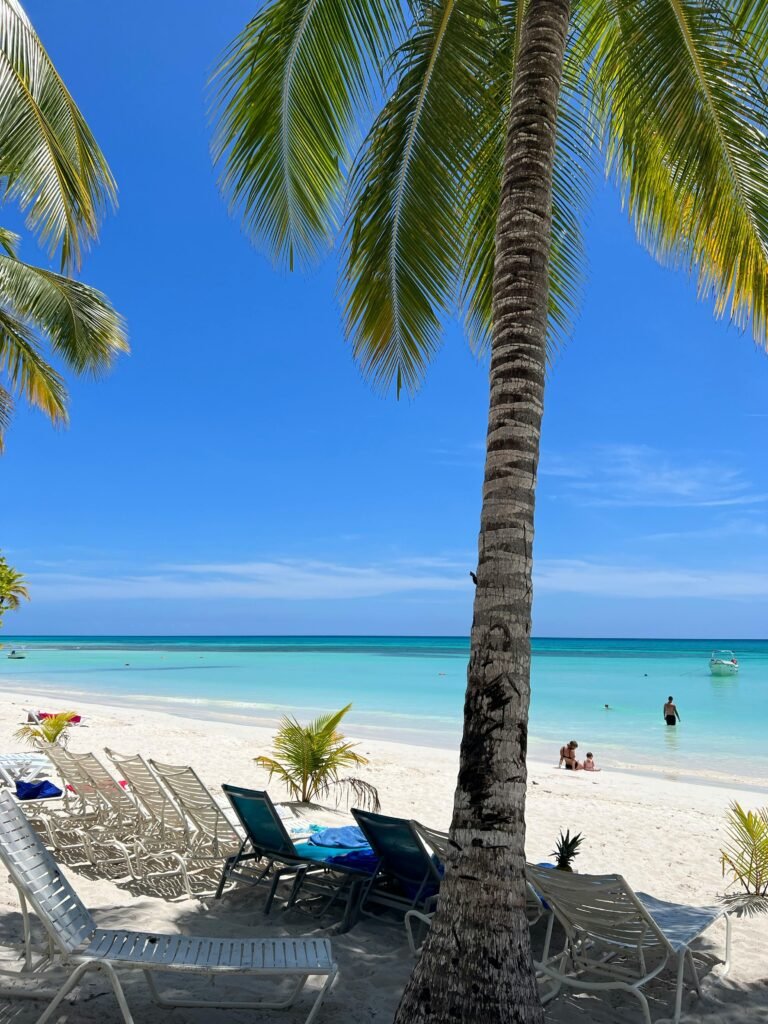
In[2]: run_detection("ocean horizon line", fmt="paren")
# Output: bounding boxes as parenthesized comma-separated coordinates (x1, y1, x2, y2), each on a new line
(3, 632, 768, 642)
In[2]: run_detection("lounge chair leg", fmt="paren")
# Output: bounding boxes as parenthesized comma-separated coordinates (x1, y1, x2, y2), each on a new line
(305, 966, 338, 1024)
(630, 985, 653, 1024)
(686, 948, 702, 996)
(723, 913, 732, 976)
(673, 951, 687, 1023)
(97, 962, 136, 1024)
(541, 909, 555, 963)
(35, 961, 95, 1024)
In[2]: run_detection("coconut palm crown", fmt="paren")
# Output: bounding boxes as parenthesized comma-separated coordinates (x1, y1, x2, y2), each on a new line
(0, 0, 127, 447)
(0, 551, 29, 627)
(213, 0, 768, 1020)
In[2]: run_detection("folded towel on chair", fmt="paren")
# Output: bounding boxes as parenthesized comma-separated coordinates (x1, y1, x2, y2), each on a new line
(309, 825, 370, 849)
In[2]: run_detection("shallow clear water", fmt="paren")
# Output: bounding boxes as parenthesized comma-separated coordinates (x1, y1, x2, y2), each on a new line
(1, 635, 766, 779)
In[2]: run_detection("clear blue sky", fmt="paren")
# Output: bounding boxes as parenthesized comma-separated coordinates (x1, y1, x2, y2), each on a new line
(3, 0, 768, 638)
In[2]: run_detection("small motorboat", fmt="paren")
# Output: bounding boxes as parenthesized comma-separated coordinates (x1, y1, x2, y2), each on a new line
(709, 650, 738, 676)
(6, 650, 25, 660)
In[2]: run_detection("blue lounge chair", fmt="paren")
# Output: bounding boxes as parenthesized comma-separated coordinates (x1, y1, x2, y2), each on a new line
(351, 809, 444, 918)
(217, 786, 376, 932)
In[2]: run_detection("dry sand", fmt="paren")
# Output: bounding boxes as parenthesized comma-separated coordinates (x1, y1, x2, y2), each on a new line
(0, 688, 765, 1023)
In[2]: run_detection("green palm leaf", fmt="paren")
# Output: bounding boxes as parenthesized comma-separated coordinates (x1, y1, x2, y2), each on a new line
(212, 0, 403, 271)
(344, 0, 497, 396)
(583, 0, 768, 346)
(0, 255, 127, 374)
(0, 0, 116, 271)
(0, 305, 67, 446)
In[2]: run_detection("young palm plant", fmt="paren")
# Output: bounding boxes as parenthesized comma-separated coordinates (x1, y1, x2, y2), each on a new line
(213, 0, 768, 1019)
(15, 711, 77, 749)
(254, 703, 380, 809)
(720, 801, 768, 915)
(0, 0, 127, 447)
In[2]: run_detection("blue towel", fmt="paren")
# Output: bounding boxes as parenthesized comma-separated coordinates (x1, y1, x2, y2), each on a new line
(309, 826, 369, 849)
(327, 849, 379, 874)
(15, 779, 62, 801)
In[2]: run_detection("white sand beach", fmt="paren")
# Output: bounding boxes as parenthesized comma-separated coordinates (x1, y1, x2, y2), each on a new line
(0, 687, 765, 1024)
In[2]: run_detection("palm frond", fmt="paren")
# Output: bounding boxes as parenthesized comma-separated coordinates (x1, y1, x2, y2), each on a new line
(583, 0, 768, 346)
(212, 0, 403, 271)
(0, 255, 128, 374)
(310, 774, 381, 811)
(0, 305, 67, 446)
(0, 226, 18, 256)
(343, 0, 497, 396)
(0, 0, 116, 270)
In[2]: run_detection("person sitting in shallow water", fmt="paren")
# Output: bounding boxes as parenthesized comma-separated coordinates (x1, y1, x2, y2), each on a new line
(583, 752, 601, 772)
(559, 740, 580, 770)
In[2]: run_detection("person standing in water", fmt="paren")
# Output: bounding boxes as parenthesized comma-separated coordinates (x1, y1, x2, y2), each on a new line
(663, 696, 681, 726)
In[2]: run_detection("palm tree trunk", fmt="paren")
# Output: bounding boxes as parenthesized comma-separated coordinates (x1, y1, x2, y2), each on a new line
(393, 0, 571, 1020)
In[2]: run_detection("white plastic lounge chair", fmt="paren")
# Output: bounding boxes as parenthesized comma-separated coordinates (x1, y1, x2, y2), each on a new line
(0, 790, 338, 1024)
(105, 749, 234, 897)
(149, 759, 241, 858)
(0, 751, 52, 787)
(526, 865, 732, 1024)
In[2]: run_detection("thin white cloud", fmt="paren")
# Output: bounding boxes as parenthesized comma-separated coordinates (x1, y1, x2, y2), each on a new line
(27, 557, 471, 603)
(535, 559, 768, 599)
(642, 516, 768, 543)
(546, 444, 766, 508)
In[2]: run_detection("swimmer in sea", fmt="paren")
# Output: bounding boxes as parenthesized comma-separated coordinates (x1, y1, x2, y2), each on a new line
(663, 696, 681, 727)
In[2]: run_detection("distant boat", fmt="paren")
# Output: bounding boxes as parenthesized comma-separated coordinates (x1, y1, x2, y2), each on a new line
(7, 650, 26, 660)
(709, 650, 738, 676)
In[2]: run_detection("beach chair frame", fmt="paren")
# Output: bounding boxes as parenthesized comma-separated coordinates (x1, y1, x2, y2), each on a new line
(0, 791, 337, 1024)
(526, 865, 732, 1024)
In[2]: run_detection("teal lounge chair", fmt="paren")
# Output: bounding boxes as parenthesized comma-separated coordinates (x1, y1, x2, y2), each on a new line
(217, 786, 375, 932)
(351, 809, 444, 918)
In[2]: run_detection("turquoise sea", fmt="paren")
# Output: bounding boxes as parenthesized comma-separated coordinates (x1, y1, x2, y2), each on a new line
(1, 636, 766, 781)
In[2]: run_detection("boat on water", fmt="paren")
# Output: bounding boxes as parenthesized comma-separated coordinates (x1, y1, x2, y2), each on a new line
(6, 648, 26, 660)
(709, 650, 738, 676)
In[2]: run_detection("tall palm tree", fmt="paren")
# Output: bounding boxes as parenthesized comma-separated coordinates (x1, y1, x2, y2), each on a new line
(0, 0, 127, 448)
(212, 0, 768, 1019)
(0, 551, 29, 626)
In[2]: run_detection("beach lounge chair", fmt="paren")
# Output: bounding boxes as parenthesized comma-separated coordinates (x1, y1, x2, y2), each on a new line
(149, 759, 241, 859)
(0, 751, 51, 787)
(526, 864, 732, 1024)
(0, 790, 337, 1024)
(351, 809, 444, 918)
(105, 749, 233, 897)
(217, 785, 373, 932)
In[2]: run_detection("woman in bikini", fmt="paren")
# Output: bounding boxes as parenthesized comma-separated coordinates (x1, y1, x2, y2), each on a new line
(559, 740, 580, 770)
